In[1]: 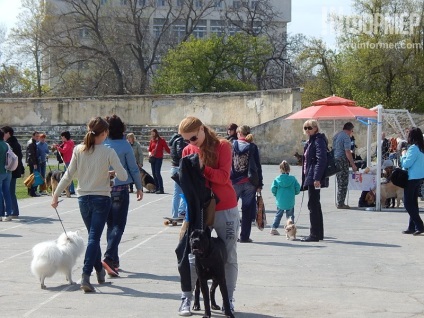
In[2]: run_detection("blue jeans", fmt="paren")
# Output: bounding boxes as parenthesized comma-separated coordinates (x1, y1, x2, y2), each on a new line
(233, 181, 257, 241)
(10, 177, 19, 216)
(272, 208, 294, 229)
(150, 158, 164, 192)
(171, 166, 186, 218)
(0, 172, 12, 217)
(104, 187, 130, 264)
(78, 195, 111, 275)
(404, 179, 424, 232)
(64, 162, 75, 193)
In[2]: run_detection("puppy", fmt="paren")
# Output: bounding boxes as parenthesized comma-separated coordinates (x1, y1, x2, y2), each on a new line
(31, 231, 84, 289)
(380, 182, 403, 208)
(294, 152, 302, 165)
(284, 218, 297, 240)
(139, 168, 156, 193)
(46, 170, 71, 197)
(189, 228, 234, 318)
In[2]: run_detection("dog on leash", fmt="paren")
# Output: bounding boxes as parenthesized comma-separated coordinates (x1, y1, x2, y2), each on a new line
(284, 218, 297, 240)
(193, 278, 221, 313)
(139, 168, 156, 193)
(189, 228, 235, 318)
(294, 152, 302, 165)
(45, 170, 71, 197)
(365, 182, 403, 208)
(31, 231, 84, 289)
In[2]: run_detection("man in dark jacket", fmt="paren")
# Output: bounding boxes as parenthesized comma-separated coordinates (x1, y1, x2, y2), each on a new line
(1, 126, 26, 216)
(169, 133, 187, 218)
(26, 131, 39, 197)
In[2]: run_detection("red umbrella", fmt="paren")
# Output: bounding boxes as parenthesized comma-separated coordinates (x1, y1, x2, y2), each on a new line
(286, 95, 377, 120)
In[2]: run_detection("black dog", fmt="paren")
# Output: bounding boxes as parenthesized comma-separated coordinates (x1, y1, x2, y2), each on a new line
(189, 228, 234, 318)
(193, 278, 220, 312)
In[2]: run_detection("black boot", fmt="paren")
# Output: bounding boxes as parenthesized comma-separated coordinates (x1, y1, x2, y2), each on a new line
(80, 274, 95, 293)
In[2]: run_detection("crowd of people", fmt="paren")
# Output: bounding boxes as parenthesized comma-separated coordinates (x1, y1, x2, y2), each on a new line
(1, 117, 424, 316)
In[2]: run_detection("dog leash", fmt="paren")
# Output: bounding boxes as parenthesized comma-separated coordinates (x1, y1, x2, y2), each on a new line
(53, 200, 69, 238)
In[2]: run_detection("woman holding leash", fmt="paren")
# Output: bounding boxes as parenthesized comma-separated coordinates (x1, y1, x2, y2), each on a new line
(400, 127, 424, 236)
(51, 117, 127, 293)
(301, 119, 328, 242)
(148, 128, 170, 194)
(176, 116, 239, 316)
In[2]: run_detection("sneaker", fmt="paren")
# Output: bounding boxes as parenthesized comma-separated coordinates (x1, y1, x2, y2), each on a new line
(102, 258, 119, 277)
(336, 204, 350, 209)
(270, 229, 280, 235)
(178, 298, 192, 316)
(2, 216, 12, 222)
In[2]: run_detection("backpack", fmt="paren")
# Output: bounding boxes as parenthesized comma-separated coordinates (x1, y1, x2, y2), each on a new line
(5, 144, 18, 171)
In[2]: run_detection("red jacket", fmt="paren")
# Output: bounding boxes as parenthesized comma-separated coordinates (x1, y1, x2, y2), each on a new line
(56, 139, 75, 163)
(182, 140, 237, 211)
(148, 138, 170, 158)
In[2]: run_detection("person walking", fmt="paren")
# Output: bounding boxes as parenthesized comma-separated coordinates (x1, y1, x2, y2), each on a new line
(102, 115, 143, 276)
(333, 122, 358, 209)
(230, 125, 263, 243)
(54, 131, 75, 194)
(126, 133, 144, 193)
(168, 133, 187, 218)
(26, 131, 39, 197)
(0, 130, 13, 222)
(301, 119, 329, 242)
(1, 126, 25, 219)
(270, 160, 301, 235)
(51, 117, 128, 293)
(400, 127, 424, 236)
(37, 133, 49, 194)
(148, 128, 170, 194)
(176, 116, 239, 316)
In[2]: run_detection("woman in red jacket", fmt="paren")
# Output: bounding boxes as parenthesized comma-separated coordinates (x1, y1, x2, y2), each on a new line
(148, 129, 170, 194)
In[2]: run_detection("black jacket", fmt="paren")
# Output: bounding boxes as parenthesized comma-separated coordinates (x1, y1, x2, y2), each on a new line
(302, 132, 329, 189)
(26, 138, 38, 167)
(168, 134, 187, 167)
(6, 136, 24, 178)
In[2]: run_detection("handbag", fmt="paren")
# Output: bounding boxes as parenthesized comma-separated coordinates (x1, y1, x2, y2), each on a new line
(23, 173, 35, 188)
(324, 149, 341, 178)
(255, 193, 267, 230)
(33, 170, 44, 187)
(391, 168, 408, 188)
(148, 156, 156, 164)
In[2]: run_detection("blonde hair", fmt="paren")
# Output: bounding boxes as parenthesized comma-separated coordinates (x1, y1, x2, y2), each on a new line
(280, 160, 290, 173)
(303, 119, 320, 135)
(126, 132, 135, 141)
(179, 116, 227, 167)
(237, 125, 254, 143)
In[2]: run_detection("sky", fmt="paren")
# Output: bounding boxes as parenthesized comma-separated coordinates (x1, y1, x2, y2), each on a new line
(0, 0, 353, 43)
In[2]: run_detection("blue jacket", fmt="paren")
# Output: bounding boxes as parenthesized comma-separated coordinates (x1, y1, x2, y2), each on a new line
(37, 141, 50, 163)
(104, 138, 143, 190)
(302, 132, 329, 188)
(271, 173, 300, 210)
(400, 144, 424, 180)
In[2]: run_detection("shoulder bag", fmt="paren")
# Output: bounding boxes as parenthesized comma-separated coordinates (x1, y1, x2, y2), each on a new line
(324, 148, 341, 178)
(390, 168, 408, 188)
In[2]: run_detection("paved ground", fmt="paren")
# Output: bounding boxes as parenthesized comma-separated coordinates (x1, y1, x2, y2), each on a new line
(1, 161, 424, 318)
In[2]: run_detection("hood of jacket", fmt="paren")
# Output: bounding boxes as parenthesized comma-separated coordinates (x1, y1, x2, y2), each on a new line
(274, 174, 296, 188)
(233, 140, 250, 154)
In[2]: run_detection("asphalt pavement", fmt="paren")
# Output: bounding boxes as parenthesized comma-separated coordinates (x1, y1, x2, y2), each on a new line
(1, 161, 424, 318)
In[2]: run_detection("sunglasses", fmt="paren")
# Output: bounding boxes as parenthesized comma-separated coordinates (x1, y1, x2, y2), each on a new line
(304, 126, 314, 131)
(184, 129, 200, 144)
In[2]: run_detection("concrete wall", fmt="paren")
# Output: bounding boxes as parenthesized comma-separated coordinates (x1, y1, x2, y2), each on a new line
(0, 88, 301, 127)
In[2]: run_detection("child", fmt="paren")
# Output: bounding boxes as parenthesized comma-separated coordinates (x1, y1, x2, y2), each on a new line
(270, 160, 301, 235)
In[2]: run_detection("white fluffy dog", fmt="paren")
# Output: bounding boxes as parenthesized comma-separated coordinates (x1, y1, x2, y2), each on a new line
(31, 231, 85, 289)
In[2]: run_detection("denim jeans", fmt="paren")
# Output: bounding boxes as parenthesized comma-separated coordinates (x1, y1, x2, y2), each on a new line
(150, 158, 164, 192)
(271, 208, 294, 229)
(171, 166, 187, 218)
(0, 172, 12, 217)
(233, 181, 257, 241)
(10, 177, 19, 216)
(104, 187, 130, 264)
(78, 195, 111, 275)
(404, 179, 424, 232)
(64, 162, 75, 193)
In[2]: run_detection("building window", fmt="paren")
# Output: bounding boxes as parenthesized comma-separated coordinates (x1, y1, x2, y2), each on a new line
(195, 0, 203, 8)
(138, 0, 146, 5)
(156, 0, 165, 6)
(100, 0, 107, 5)
(210, 20, 224, 36)
(193, 20, 207, 38)
(172, 20, 186, 42)
(213, 0, 222, 8)
(120, 0, 128, 5)
(233, 1, 241, 9)
(79, 28, 89, 39)
(176, 0, 183, 7)
(250, 1, 258, 9)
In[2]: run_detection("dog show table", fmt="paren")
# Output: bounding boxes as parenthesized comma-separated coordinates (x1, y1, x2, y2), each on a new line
(348, 172, 377, 191)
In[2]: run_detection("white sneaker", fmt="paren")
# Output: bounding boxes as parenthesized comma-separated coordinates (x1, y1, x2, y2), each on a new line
(178, 298, 191, 316)
(2, 216, 12, 222)
(270, 228, 280, 235)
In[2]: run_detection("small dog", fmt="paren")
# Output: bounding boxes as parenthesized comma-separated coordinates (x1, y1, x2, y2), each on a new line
(284, 218, 297, 240)
(294, 152, 302, 165)
(380, 182, 403, 208)
(31, 231, 84, 289)
(189, 228, 234, 318)
(45, 170, 71, 197)
(140, 168, 156, 193)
